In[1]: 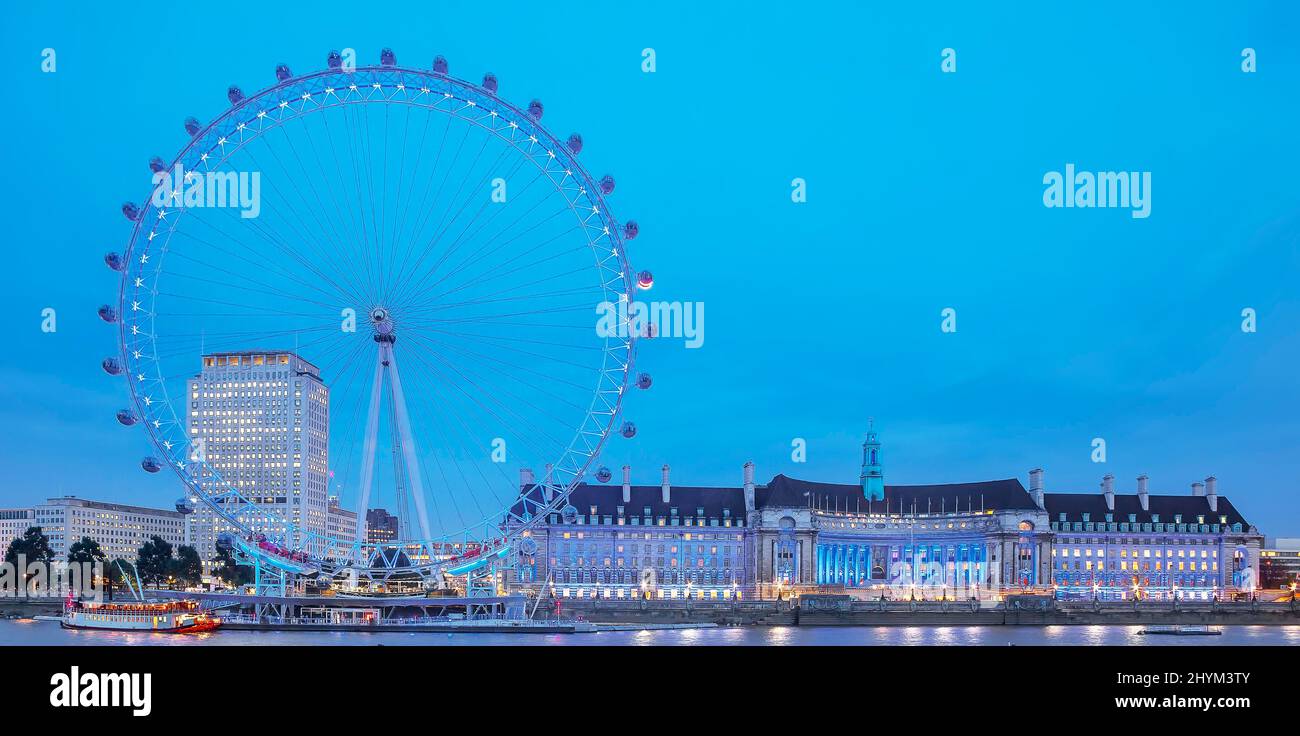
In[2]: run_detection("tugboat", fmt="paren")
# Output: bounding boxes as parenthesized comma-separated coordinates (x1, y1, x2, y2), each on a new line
(62, 598, 222, 633)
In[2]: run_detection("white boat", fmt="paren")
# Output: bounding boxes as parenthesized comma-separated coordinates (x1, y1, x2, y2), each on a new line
(62, 598, 222, 633)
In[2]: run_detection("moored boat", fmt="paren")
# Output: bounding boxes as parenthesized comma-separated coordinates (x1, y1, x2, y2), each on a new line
(62, 598, 222, 633)
(1138, 624, 1221, 636)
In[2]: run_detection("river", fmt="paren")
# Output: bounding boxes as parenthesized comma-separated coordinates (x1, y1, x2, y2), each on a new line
(3, 619, 1298, 646)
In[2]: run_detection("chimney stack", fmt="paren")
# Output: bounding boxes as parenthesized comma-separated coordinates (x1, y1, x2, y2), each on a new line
(1028, 468, 1045, 510)
(743, 461, 756, 513)
(1137, 474, 1149, 511)
(1102, 473, 1115, 512)
(1205, 475, 1218, 513)
(1192, 481, 1205, 497)
(661, 464, 671, 503)
(622, 465, 631, 504)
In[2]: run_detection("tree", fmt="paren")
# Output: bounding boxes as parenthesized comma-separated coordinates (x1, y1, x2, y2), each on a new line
(4, 526, 54, 586)
(170, 545, 203, 588)
(135, 535, 175, 587)
(67, 537, 106, 564)
(104, 558, 135, 601)
(66, 537, 109, 599)
(212, 545, 253, 587)
(4, 526, 54, 565)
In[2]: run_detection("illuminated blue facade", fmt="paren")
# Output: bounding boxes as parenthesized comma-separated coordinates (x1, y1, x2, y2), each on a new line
(513, 434, 1263, 601)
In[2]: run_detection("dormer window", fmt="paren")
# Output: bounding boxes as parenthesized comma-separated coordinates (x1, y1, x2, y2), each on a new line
(1151, 515, 1159, 523)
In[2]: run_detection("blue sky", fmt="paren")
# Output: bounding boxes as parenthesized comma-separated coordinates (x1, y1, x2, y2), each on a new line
(2, 1, 1298, 536)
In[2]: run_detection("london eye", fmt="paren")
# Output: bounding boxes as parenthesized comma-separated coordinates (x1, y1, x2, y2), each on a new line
(100, 48, 645, 589)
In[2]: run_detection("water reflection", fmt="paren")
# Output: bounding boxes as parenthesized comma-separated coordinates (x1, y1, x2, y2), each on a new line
(3, 620, 1297, 646)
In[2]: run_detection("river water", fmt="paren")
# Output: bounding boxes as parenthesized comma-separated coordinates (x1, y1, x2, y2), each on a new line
(3, 619, 1297, 646)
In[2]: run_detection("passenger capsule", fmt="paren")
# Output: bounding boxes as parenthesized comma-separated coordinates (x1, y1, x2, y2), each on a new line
(104, 252, 125, 272)
(101, 358, 123, 376)
(637, 270, 654, 290)
(620, 421, 637, 439)
(623, 220, 639, 240)
(227, 85, 244, 106)
(482, 73, 498, 93)
(595, 466, 612, 483)
(141, 457, 163, 473)
(184, 116, 202, 136)
(567, 133, 583, 154)
(599, 175, 616, 195)
(380, 48, 396, 67)
(433, 55, 449, 75)
(121, 202, 141, 222)
(527, 99, 544, 119)
(275, 63, 292, 82)
(148, 156, 167, 174)
(561, 505, 578, 524)
(175, 497, 195, 514)
(115, 409, 138, 426)
(327, 50, 343, 69)
(636, 372, 653, 390)
(97, 305, 118, 323)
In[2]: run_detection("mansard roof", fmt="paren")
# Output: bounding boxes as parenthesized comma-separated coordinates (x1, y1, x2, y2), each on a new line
(758, 474, 1039, 512)
(1042, 492, 1251, 529)
(563, 483, 747, 518)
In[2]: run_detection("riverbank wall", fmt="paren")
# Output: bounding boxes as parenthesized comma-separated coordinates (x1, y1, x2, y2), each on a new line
(541, 599, 1300, 627)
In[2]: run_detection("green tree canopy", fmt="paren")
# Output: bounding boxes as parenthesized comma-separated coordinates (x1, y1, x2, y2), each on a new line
(67, 537, 106, 564)
(212, 545, 253, 587)
(171, 545, 203, 588)
(4, 526, 54, 565)
(136, 535, 175, 587)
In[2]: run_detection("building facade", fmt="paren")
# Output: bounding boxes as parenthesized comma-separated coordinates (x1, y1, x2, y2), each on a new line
(365, 508, 400, 545)
(325, 497, 358, 559)
(1, 497, 186, 561)
(1044, 473, 1262, 600)
(514, 431, 1263, 602)
(187, 351, 330, 577)
(0, 508, 36, 554)
(1260, 538, 1300, 591)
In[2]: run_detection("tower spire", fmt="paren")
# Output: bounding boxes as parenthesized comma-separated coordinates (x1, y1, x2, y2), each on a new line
(860, 419, 884, 501)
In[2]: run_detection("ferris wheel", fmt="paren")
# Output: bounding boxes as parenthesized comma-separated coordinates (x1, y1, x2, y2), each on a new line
(99, 48, 648, 586)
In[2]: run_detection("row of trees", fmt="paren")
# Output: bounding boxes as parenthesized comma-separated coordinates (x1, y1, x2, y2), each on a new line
(2, 526, 250, 589)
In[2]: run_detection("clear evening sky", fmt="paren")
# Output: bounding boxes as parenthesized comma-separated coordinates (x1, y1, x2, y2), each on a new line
(2, 1, 1297, 535)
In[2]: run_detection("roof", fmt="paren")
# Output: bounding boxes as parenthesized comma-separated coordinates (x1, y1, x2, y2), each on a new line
(759, 474, 1039, 512)
(559, 483, 746, 519)
(1043, 492, 1250, 528)
(514, 474, 1041, 521)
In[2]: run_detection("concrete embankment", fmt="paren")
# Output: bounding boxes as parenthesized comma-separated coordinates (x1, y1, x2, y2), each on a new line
(544, 600, 1300, 627)
(0, 600, 62, 618)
